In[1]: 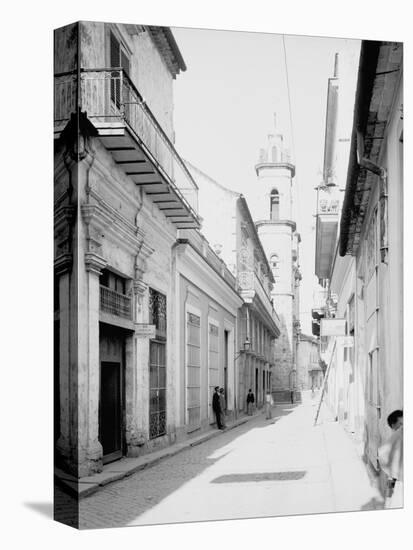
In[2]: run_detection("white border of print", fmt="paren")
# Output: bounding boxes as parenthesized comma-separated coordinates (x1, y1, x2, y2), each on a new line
(4, 1, 409, 550)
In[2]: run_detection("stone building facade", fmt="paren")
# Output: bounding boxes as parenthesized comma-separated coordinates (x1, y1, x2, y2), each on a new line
(247, 117, 302, 397)
(185, 163, 281, 411)
(315, 41, 403, 484)
(296, 334, 322, 391)
(54, 22, 240, 478)
(173, 229, 242, 432)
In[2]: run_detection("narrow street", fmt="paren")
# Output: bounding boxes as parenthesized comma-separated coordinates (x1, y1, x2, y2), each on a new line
(78, 392, 383, 529)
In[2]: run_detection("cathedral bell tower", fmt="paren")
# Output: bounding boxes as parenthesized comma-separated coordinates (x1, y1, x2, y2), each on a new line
(252, 114, 301, 393)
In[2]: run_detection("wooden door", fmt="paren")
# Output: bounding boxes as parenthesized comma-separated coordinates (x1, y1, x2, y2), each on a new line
(100, 361, 123, 464)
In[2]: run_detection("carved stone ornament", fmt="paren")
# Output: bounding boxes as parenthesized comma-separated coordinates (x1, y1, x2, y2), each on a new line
(238, 271, 254, 290)
(60, 109, 98, 164)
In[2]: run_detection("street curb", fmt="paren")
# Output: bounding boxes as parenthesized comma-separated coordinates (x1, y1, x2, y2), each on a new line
(55, 413, 259, 500)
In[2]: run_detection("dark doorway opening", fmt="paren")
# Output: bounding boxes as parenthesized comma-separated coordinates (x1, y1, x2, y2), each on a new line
(255, 367, 258, 406)
(99, 323, 126, 465)
(100, 361, 123, 464)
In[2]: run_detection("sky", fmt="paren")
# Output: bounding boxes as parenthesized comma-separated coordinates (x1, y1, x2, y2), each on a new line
(171, 26, 360, 334)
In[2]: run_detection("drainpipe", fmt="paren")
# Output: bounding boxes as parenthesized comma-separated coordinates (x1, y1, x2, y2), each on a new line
(245, 304, 251, 398)
(76, 22, 81, 112)
(356, 130, 388, 262)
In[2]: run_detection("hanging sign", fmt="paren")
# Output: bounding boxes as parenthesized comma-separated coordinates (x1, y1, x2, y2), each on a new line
(320, 318, 346, 336)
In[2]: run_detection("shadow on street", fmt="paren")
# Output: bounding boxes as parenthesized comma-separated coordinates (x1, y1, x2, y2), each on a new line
(211, 470, 307, 484)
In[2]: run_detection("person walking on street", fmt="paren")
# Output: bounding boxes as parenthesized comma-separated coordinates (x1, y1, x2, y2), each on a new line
(212, 386, 223, 429)
(265, 391, 274, 420)
(246, 389, 255, 415)
(219, 387, 227, 428)
(378, 409, 403, 509)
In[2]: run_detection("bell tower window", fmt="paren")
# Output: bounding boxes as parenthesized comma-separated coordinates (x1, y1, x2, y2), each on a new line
(270, 254, 280, 280)
(270, 189, 280, 221)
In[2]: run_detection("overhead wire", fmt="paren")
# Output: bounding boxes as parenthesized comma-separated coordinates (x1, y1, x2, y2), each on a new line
(282, 34, 301, 223)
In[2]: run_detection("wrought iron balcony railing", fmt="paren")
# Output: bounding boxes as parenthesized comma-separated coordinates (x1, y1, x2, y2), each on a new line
(100, 285, 132, 319)
(54, 68, 199, 214)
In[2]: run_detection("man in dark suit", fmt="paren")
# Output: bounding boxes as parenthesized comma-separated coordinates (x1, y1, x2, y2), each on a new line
(212, 386, 223, 429)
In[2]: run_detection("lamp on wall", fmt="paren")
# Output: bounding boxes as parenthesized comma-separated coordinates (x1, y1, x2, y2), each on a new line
(233, 337, 251, 421)
(243, 337, 251, 353)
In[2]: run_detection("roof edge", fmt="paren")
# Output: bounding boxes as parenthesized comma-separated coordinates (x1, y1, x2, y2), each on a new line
(339, 41, 381, 257)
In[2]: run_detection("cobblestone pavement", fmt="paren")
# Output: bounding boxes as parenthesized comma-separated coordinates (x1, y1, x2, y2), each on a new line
(74, 397, 383, 529)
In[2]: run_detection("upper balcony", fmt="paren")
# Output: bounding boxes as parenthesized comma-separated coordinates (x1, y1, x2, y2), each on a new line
(54, 68, 200, 230)
(237, 270, 280, 337)
(315, 184, 340, 282)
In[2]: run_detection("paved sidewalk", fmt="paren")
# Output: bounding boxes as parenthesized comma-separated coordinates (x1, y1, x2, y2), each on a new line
(55, 409, 261, 499)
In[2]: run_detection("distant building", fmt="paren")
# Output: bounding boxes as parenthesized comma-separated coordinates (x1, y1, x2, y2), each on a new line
(248, 117, 302, 397)
(296, 334, 322, 390)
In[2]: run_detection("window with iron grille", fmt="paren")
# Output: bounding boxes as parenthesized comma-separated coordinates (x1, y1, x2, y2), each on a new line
(149, 288, 167, 340)
(149, 340, 167, 439)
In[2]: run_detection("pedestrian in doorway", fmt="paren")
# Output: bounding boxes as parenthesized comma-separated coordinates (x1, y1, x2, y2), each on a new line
(246, 389, 255, 415)
(290, 390, 294, 404)
(265, 391, 274, 420)
(212, 386, 223, 429)
(219, 388, 227, 428)
(378, 409, 403, 509)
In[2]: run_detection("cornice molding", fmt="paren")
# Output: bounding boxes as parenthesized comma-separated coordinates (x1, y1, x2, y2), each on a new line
(255, 161, 295, 177)
(85, 252, 107, 275)
(255, 219, 297, 232)
(81, 198, 144, 256)
(54, 253, 73, 276)
(54, 204, 76, 232)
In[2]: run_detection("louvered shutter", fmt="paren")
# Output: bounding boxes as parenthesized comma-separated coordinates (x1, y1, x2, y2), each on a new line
(120, 50, 130, 75)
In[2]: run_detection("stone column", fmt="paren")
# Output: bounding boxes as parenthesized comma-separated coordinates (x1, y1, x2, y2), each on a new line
(55, 260, 74, 470)
(77, 253, 106, 476)
(125, 279, 148, 456)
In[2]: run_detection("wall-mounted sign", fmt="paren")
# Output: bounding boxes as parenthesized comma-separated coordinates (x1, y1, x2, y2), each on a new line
(135, 323, 156, 338)
(320, 318, 346, 336)
(317, 185, 340, 215)
(338, 336, 354, 347)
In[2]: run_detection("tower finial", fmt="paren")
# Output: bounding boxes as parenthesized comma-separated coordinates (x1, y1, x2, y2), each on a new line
(273, 112, 277, 131)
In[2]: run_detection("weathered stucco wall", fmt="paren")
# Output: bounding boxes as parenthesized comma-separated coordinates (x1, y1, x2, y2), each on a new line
(54, 23, 78, 73)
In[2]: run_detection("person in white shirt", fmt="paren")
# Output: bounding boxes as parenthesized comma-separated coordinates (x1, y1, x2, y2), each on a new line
(265, 391, 274, 420)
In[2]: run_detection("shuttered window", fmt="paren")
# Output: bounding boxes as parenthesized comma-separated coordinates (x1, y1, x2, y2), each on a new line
(208, 322, 219, 423)
(186, 312, 201, 429)
(110, 31, 130, 106)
